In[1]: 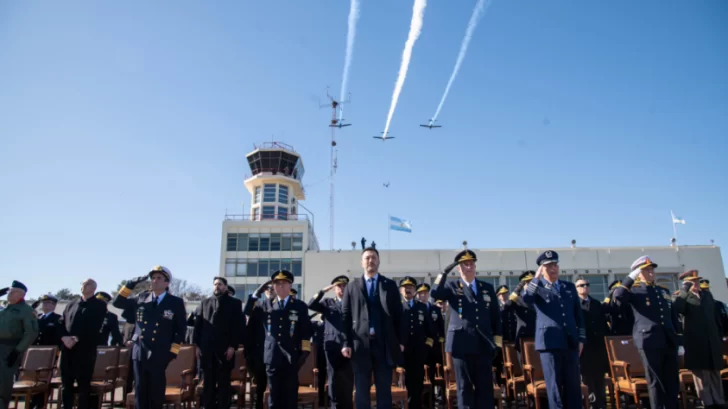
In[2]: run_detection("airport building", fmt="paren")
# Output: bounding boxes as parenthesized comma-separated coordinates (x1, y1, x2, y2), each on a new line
(219, 142, 727, 303)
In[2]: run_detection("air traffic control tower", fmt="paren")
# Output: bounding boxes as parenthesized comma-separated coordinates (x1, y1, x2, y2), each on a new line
(219, 142, 319, 299)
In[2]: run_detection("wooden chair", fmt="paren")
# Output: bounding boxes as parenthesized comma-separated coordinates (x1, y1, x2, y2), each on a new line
(521, 339, 589, 409)
(114, 347, 131, 406)
(263, 348, 320, 409)
(442, 352, 505, 409)
(677, 353, 698, 409)
(604, 336, 649, 409)
(10, 346, 58, 409)
(125, 345, 197, 409)
(230, 348, 247, 409)
(502, 342, 526, 402)
(88, 346, 121, 409)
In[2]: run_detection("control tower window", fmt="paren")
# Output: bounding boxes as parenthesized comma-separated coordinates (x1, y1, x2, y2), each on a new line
(278, 207, 288, 220)
(278, 185, 289, 204)
(262, 206, 275, 219)
(254, 187, 261, 204)
(263, 184, 276, 203)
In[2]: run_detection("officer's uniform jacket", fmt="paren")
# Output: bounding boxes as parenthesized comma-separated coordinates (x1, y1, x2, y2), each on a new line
(98, 312, 123, 346)
(35, 312, 62, 346)
(430, 277, 502, 357)
(308, 292, 347, 368)
(603, 293, 635, 336)
(612, 277, 680, 349)
(521, 277, 585, 351)
(400, 299, 435, 359)
(500, 303, 517, 342)
(245, 295, 312, 367)
(112, 290, 187, 365)
(503, 295, 536, 350)
(0, 302, 39, 353)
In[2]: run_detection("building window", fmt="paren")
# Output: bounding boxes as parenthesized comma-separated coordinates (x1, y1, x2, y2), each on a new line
(225, 259, 236, 277)
(270, 234, 281, 251)
(479, 277, 499, 289)
(252, 207, 259, 221)
(292, 259, 302, 276)
(236, 234, 248, 251)
(281, 233, 292, 251)
(248, 234, 259, 251)
(263, 184, 276, 203)
(292, 233, 303, 251)
(278, 185, 289, 204)
(505, 276, 520, 291)
(278, 207, 288, 220)
(280, 258, 292, 272)
(262, 206, 275, 219)
(226, 234, 237, 252)
(259, 233, 270, 251)
(254, 186, 261, 204)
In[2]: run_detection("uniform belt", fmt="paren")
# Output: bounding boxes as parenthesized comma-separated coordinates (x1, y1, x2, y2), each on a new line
(0, 339, 20, 345)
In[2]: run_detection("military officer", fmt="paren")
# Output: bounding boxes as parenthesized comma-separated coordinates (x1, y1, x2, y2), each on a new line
(33, 293, 62, 346)
(504, 272, 537, 353)
(289, 288, 298, 300)
(0, 281, 39, 409)
(604, 280, 634, 335)
(416, 283, 445, 405)
(95, 292, 123, 346)
(113, 266, 187, 409)
(521, 251, 585, 409)
(244, 284, 275, 409)
(244, 270, 312, 409)
(308, 275, 354, 409)
(399, 277, 434, 409)
(613, 256, 680, 409)
(700, 279, 728, 334)
(497, 285, 516, 342)
(431, 249, 501, 409)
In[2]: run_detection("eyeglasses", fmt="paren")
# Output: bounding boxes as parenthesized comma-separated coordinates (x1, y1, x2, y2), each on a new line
(577, 283, 590, 288)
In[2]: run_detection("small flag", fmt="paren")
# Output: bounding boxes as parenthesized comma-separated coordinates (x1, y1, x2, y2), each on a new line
(671, 211, 686, 225)
(389, 216, 412, 233)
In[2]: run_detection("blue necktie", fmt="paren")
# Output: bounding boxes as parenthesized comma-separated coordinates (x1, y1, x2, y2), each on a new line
(368, 278, 375, 299)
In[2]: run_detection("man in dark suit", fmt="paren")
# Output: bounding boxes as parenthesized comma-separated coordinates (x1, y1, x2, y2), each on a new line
(613, 256, 680, 409)
(521, 251, 585, 409)
(194, 277, 244, 409)
(399, 277, 435, 409)
(113, 266, 187, 409)
(431, 249, 501, 409)
(33, 294, 62, 346)
(416, 283, 444, 405)
(309, 275, 353, 409)
(341, 247, 403, 409)
(59, 279, 107, 409)
(575, 277, 609, 409)
(699, 279, 728, 335)
(95, 292, 123, 346)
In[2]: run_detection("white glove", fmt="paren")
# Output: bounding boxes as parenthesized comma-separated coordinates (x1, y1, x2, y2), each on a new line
(678, 346, 685, 356)
(628, 268, 641, 280)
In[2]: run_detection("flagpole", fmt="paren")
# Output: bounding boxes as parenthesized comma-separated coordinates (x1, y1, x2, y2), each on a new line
(671, 210, 677, 240)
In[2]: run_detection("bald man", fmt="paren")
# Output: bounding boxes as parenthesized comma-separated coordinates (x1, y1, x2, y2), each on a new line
(59, 279, 106, 409)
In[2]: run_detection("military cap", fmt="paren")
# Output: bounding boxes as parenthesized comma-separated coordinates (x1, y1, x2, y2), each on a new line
(95, 292, 112, 302)
(331, 275, 350, 286)
(289, 288, 298, 296)
(519, 271, 535, 282)
(149, 265, 172, 281)
(699, 279, 711, 290)
(227, 286, 236, 296)
(11, 280, 27, 292)
(416, 283, 431, 293)
(630, 255, 657, 271)
(271, 270, 294, 283)
(496, 285, 509, 296)
(40, 293, 58, 303)
(454, 249, 477, 264)
(679, 269, 702, 282)
(536, 250, 559, 266)
(399, 276, 418, 288)
(608, 280, 623, 291)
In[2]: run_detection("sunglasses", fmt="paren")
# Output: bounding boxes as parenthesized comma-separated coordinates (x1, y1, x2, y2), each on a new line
(577, 283, 590, 288)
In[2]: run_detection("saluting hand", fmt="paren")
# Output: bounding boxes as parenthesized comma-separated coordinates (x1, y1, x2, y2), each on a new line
(254, 281, 273, 297)
(341, 347, 352, 358)
(535, 266, 545, 279)
(322, 284, 336, 293)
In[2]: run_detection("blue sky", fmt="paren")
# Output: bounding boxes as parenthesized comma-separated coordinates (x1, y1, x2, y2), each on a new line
(1, 0, 726, 297)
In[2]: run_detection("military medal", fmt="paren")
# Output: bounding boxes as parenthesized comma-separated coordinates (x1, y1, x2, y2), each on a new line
(483, 293, 491, 303)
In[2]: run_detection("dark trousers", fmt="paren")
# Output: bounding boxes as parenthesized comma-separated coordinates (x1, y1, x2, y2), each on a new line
(581, 368, 606, 409)
(60, 347, 96, 409)
(353, 340, 393, 409)
(327, 358, 353, 409)
(540, 349, 581, 409)
(266, 362, 298, 409)
(426, 343, 444, 403)
(133, 358, 167, 409)
(201, 353, 233, 409)
(404, 353, 425, 409)
(638, 347, 679, 409)
(316, 349, 327, 406)
(452, 353, 494, 409)
(248, 358, 267, 409)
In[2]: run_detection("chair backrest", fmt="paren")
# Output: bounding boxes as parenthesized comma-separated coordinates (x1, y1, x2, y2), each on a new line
(230, 348, 246, 382)
(18, 346, 58, 382)
(165, 345, 196, 387)
(92, 347, 120, 381)
(605, 336, 644, 377)
(117, 348, 130, 379)
(521, 339, 543, 382)
(297, 348, 316, 386)
(502, 342, 523, 377)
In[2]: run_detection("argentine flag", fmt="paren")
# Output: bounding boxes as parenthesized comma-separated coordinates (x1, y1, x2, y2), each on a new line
(389, 216, 413, 233)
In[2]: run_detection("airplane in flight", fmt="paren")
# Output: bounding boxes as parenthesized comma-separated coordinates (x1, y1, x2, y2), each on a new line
(383, 182, 390, 188)
(372, 132, 395, 141)
(420, 119, 442, 129)
(329, 118, 352, 128)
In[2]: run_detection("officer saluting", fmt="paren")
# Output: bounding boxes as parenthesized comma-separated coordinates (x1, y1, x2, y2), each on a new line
(399, 276, 434, 409)
(613, 256, 680, 409)
(504, 272, 537, 352)
(244, 270, 312, 409)
(416, 283, 445, 406)
(308, 275, 354, 409)
(113, 266, 187, 409)
(431, 249, 501, 409)
(33, 293, 63, 347)
(521, 251, 585, 409)
(95, 292, 123, 346)
(604, 280, 634, 336)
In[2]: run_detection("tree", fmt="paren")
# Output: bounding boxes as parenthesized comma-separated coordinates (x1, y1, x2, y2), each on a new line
(54, 288, 78, 301)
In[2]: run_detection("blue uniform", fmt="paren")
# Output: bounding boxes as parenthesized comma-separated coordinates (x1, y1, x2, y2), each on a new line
(613, 277, 680, 409)
(521, 277, 585, 409)
(431, 276, 501, 409)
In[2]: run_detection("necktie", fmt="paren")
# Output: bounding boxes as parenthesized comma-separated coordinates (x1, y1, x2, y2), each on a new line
(279, 300, 284, 309)
(368, 278, 374, 298)
(409, 300, 413, 308)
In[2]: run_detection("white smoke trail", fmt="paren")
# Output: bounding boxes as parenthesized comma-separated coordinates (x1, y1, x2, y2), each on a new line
(431, 0, 491, 122)
(382, 0, 427, 138)
(339, 0, 360, 120)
